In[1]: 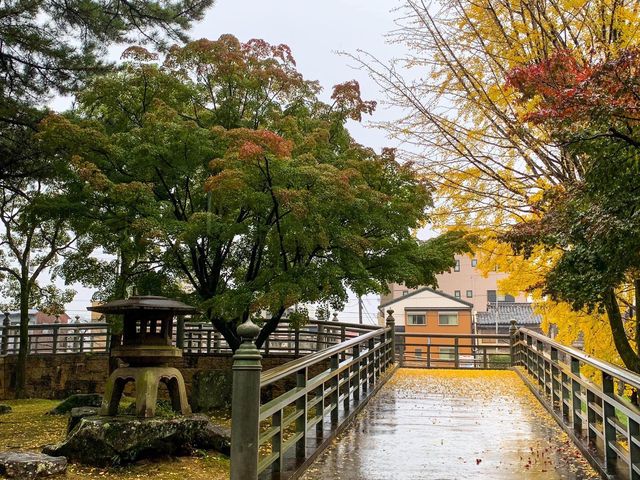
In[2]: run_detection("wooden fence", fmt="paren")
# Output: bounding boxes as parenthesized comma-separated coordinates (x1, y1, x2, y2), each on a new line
(395, 331, 512, 369)
(0, 319, 379, 357)
(514, 327, 640, 480)
(230, 313, 397, 480)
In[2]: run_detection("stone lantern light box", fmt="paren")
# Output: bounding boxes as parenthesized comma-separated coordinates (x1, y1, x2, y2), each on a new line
(88, 295, 198, 418)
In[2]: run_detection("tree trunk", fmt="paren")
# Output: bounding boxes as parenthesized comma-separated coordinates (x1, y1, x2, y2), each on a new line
(603, 287, 640, 373)
(14, 279, 30, 398)
(636, 279, 640, 356)
(255, 309, 285, 349)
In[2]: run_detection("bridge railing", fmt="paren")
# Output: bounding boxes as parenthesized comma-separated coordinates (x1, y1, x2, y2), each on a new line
(0, 319, 379, 357)
(395, 332, 512, 369)
(230, 314, 397, 480)
(514, 327, 640, 480)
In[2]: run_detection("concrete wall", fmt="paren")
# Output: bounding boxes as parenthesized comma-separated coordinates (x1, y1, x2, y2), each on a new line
(0, 353, 298, 400)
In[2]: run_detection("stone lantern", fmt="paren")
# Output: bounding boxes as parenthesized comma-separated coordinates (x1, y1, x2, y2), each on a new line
(88, 295, 198, 418)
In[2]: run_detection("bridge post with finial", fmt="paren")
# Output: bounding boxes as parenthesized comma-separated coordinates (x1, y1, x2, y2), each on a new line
(509, 319, 518, 366)
(386, 309, 396, 365)
(230, 318, 262, 480)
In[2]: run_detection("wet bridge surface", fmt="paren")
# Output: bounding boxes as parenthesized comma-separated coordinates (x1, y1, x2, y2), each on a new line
(301, 369, 599, 480)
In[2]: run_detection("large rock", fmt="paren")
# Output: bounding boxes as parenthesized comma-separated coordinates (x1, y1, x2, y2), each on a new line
(47, 393, 102, 415)
(43, 415, 230, 466)
(0, 452, 67, 479)
(190, 370, 232, 412)
(67, 407, 99, 434)
(0, 404, 11, 414)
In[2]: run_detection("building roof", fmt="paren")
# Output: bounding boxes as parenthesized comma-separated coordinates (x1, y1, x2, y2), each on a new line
(379, 286, 474, 310)
(476, 302, 542, 325)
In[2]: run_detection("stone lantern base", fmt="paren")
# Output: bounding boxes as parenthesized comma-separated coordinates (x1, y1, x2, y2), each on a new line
(101, 367, 191, 418)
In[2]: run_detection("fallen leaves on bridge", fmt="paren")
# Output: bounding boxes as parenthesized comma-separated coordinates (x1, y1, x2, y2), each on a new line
(302, 368, 599, 480)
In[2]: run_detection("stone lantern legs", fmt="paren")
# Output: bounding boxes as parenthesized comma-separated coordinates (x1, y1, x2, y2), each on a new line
(101, 367, 191, 418)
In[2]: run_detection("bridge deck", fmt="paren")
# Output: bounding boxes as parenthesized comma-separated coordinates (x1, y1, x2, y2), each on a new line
(301, 369, 599, 480)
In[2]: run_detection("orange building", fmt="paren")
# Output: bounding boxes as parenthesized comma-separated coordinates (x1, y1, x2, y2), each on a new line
(379, 287, 474, 366)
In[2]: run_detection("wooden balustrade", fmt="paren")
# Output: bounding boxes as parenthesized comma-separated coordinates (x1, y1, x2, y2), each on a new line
(0, 319, 380, 357)
(231, 312, 397, 480)
(514, 328, 640, 480)
(395, 332, 513, 369)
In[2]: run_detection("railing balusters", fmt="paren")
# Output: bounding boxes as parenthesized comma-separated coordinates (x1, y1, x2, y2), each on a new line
(296, 368, 308, 459)
(602, 373, 617, 474)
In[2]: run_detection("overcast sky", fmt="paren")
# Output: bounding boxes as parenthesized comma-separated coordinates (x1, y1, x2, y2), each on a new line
(63, 0, 408, 323)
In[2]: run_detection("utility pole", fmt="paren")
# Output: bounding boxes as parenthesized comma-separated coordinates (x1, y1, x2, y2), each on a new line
(358, 295, 363, 324)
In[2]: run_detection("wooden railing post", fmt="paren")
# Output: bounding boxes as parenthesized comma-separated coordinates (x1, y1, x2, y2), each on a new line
(570, 356, 582, 436)
(52, 324, 60, 354)
(294, 326, 300, 356)
(509, 320, 518, 366)
(386, 309, 396, 365)
(1, 312, 9, 355)
(230, 319, 262, 480)
(296, 368, 308, 459)
(601, 372, 617, 474)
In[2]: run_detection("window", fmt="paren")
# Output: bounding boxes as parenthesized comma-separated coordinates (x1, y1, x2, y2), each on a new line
(487, 290, 497, 303)
(440, 347, 455, 360)
(407, 314, 426, 325)
(454, 259, 460, 272)
(415, 348, 422, 358)
(402, 290, 409, 296)
(438, 313, 459, 326)
(471, 258, 478, 267)
(454, 290, 461, 298)
(466, 290, 473, 298)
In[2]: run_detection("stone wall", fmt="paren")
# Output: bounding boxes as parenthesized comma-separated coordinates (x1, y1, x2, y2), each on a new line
(0, 353, 300, 400)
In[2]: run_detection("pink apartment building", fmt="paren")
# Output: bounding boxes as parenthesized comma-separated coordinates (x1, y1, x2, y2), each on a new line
(380, 254, 528, 313)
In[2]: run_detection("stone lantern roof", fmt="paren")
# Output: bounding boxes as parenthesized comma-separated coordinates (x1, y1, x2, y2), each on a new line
(87, 295, 199, 315)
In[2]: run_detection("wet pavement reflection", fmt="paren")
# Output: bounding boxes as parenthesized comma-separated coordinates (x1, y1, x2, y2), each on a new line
(301, 369, 598, 480)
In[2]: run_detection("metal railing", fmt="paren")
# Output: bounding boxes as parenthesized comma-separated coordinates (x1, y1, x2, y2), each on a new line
(0, 319, 379, 357)
(514, 327, 640, 480)
(230, 313, 397, 480)
(396, 332, 512, 369)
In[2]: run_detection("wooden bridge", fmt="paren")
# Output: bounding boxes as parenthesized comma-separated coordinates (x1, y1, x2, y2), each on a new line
(5, 311, 640, 479)
(229, 312, 640, 480)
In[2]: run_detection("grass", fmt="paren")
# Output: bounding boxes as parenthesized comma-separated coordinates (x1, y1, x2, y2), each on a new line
(0, 399, 230, 480)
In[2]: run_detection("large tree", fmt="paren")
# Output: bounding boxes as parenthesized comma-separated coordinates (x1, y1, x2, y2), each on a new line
(505, 48, 640, 372)
(348, 0, 640, 361)
(0, 0, 215, 181)
(42, 35, 470, 350)
(0, 176, 78, 396)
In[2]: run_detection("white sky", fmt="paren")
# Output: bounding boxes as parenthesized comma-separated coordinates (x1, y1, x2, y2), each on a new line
(62, 0, 410, 323)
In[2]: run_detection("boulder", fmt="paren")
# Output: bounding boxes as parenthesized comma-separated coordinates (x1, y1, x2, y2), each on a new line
(67, 407, 99, 434)
(47, 393, 102, 415)
(43, 415, 231, 466)
(0, 404, 11, 414)
(0, 452, 67, 479)
(190, 370, 232, 412)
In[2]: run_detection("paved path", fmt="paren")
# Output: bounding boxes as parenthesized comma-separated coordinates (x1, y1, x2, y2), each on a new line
(301, 369, 598, 480)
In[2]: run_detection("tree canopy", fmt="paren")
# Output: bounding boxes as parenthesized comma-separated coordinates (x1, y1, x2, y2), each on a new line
(42, 35, 470, 350)
(0, 0, 215, 181)
(505, 48, 640, 371)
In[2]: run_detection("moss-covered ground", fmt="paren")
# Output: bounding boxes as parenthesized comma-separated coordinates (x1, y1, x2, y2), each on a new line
(0, 399, 230, 479)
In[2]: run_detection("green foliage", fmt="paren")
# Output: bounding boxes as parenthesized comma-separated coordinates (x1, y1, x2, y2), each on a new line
(42, 35, 470, 349)
(0, 0, 216, 181)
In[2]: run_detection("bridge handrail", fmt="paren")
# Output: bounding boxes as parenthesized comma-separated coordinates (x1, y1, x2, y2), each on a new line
(518, 327, 640, 389)
(261, 326, 388, 387)
(230, 313, 397, 480)
(514, 327, 640, 478)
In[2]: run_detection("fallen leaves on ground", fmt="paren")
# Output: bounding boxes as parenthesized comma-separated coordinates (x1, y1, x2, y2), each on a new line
(0, 399, 229, 480)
